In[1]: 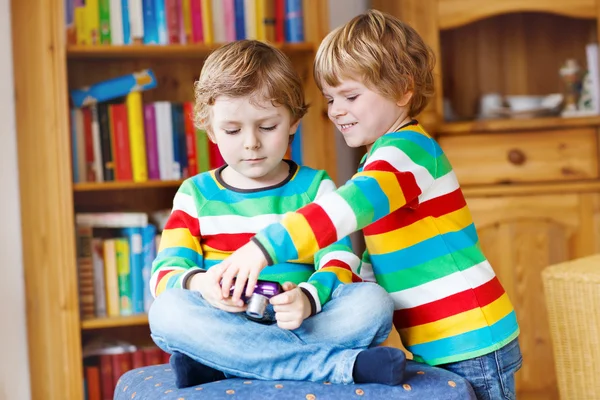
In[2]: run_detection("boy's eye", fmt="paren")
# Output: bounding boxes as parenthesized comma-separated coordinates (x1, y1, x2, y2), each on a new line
(224, 129, 240, 135)
(260, 125, 277, 131)
(326, 99, 333, 105)
(347, 95, 358, 102)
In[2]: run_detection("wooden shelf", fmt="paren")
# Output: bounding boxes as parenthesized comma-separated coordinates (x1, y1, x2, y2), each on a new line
(462, 180, 600, 197)
(66, 43, 316, 59)
(81, 314, 148, 330)
(437, 115, 600, 134)
(73, 180, 183, 192)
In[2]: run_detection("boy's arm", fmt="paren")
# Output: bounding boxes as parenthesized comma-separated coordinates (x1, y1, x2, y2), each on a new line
(150, 180, 205, 298)
(299, 237, 362, 315)
(254, 137, 438, 265)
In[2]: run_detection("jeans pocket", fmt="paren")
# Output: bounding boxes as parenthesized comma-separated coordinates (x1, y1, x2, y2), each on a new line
(496, 340, 523, 400)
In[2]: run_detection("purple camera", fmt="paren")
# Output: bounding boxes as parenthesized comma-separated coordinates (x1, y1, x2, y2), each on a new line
(229, 279, 283, 320)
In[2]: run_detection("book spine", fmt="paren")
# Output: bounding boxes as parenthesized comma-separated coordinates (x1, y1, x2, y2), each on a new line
(183, 102, 198, 176)
(243, 0, 256, 39)
(109, 0, 125, 45)
(233, 0, 245, 40)
(223, 0, 236, 42)
(98, 0, 112, 43)
(195, 128, 210, 172)
(274, 0, 284, 42)
(73, 108, 87, 183)
(126, 91, 148, 182)
(90, 105, 105, 182)
(142, 224, 157, 312)
(142, 0, 159, 44)
(165, 0, 181, 44)
(99, 354, 114, 400)
(291, 121, 303, 164)
(76, 225, 95, 319)
(123, 227, 144, 314)
(121, 0, 132, 44)
(91, 238, 107, 317)
(155, 0, 169, 44)
(211, 0, 226, 43)
(143, 103, 161, 180)
(97, 103, 115, 182)
(86, 0, 101, 44)
(103, 239, 121, 317)
(128, 0, 144, 43)
(284, 0, 303, 42)
(110, 103, 133, 181)
(181, 0, 192, 43)
(115, 238, 133, 316)
(75, 6, 89, 45)
(200, 0, 213, 44)
(189, 0, 203, 43)
(170, 103, 182, 179)
(155, 102, 174, 180)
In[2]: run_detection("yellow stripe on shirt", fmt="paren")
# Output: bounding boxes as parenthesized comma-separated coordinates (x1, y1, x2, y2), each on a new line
(160, 228, 201, 252)
(365, 206, 473, 255)
(400, 293, 515, 346)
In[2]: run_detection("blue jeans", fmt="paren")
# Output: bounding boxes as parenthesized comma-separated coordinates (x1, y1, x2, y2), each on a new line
(439, 338, 523, 400)
(149, 282, 394, 384)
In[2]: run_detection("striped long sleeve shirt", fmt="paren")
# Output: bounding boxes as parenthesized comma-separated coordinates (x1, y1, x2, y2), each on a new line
(253, 123, 520, 365)
(150, 161, 362, 313)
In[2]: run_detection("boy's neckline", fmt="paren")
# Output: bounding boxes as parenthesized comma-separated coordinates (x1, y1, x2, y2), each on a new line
(215, 159, 298, 193)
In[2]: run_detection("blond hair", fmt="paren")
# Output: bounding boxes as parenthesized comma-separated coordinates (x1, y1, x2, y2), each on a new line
(314, 9, 435, 117)
(194, 40, 308, 132)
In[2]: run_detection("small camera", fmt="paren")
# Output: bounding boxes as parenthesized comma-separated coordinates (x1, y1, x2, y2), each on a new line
(229, 279, 282, 321)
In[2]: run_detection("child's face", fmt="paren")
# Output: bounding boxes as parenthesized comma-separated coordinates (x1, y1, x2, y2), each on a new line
(322, 78, 411, 151)
(209, 95, 298, 187)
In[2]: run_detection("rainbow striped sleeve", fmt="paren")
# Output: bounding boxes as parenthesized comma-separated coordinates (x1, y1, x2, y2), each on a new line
(295, 172, 363, 311)
(150, 179, 204, 298)
(253, 131, 438, 265)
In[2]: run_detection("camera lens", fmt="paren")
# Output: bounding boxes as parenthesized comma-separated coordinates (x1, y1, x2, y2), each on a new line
(246, 294, 268, 319)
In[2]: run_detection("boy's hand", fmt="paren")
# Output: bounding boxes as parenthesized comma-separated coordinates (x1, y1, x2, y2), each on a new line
(218, 241, 269, 303)
(189, 267, 247, 313)
(270, 282, 312, 330)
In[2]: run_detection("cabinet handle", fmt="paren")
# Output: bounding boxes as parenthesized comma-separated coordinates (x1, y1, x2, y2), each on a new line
(507, 149, 526, 165)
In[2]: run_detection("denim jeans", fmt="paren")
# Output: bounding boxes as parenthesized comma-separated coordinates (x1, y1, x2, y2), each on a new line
(439, 338, 523, 400)
(149, 282, 394, 384)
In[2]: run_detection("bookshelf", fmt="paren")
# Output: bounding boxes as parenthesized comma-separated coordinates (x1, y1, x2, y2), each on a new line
(12, 0, 333, 398)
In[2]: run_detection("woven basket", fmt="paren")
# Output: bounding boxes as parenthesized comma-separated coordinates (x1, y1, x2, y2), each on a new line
(542, 254, 600, 400)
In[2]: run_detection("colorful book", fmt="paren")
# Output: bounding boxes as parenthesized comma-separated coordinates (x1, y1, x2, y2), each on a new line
(115, 238, 132, 316)
(142, 0, 159, 44)
(190, 0, 203, 42)
(109, 103, 133, 181)
(86, 0, 100, 44)
(201, 0, 214, 44)
(75, 225, 95, 319)
(99, 0, 112, 44)
(165, 0, 181, 44)
(103, 239, 120, 317)
(155, 0, 169, 44)
(91, 238, 107, 318)
(154, 101, 175, 180)
(233, 0, 245, 40)
(183, 102, 198, 176)
(143, 104, 161, 180)
(244, 0, 256, 39)
(97, 103, 115, 182)
(181, 0, 192, 43)
(126, 91, 148, 182)
(284, 0, 303, 42)
(128, 0, 144, 43)
(211, 0, 226, 43)
(109, 0, 125, 45)
(142, 224, 157, 312)
(70, 69, 157, 108)
(223, 0, 236, 42)
(274, 0, 284, 42)
(122, 227, 144, 314)
(122, 0, 132, 44)
(256, 0, 275, 42)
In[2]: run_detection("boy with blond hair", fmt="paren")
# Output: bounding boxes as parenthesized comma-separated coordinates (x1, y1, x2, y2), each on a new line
(218, 12, 523, 400)
(148, 39, 407, 389)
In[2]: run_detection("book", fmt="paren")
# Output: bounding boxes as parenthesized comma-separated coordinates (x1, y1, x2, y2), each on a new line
(284, 0, 303, 42)
(201, 0, 213, 44)
(109, 0, 125, 45)
(75, 212, 149, 227)
(143, 103, 161, 180)
(71, 70, 157, 109)
(126, 91, 148, 182)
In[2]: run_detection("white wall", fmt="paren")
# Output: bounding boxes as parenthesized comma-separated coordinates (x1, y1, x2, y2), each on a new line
(0, 0, 32, 398)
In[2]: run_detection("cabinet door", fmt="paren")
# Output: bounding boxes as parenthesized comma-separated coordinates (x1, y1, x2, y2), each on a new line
(466, 193, 600, 397)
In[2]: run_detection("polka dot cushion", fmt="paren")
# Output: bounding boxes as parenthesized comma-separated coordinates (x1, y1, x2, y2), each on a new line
(114, 361, 476, 399)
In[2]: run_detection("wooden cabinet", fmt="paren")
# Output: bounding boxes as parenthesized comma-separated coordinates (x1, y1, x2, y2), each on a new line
(466, 192, 600, 396)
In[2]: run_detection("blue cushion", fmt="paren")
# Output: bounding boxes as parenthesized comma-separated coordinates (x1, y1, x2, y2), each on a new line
(114, 361, 475, 399)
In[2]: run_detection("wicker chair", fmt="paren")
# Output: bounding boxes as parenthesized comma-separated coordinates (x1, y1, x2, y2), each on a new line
(542, 254, 600, 400)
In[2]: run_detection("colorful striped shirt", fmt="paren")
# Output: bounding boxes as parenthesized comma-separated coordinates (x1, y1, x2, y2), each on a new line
(150, 161, 362, 313)
(253, 122, 520, 365)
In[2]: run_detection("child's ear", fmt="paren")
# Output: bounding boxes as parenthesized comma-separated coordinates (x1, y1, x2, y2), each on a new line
(289, 119, 301, 136)
(397, 91, 413, 107)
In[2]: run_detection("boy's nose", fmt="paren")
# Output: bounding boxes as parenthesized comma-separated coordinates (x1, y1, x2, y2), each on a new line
(329, 104, 347, 119)
(244, 132, 261, 149)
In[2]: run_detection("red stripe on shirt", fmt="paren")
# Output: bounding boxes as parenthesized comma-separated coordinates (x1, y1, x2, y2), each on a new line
(154, 268, 177, 292)
(298, 203, 337, 249)
(319, 259, 362, 283)
(393, 276, 506, 329)
(203, 233, 252, 251)
(165, 210, 200, 236)
(364, 189, 467, 236)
